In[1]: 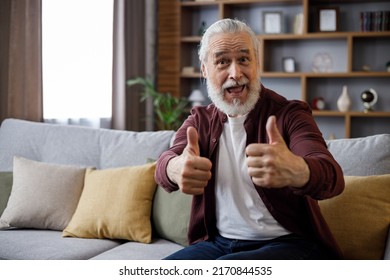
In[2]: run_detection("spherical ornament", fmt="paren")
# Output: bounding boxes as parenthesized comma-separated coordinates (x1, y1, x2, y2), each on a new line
(361, 91, 374, 103)
(360, 89, 378, 112)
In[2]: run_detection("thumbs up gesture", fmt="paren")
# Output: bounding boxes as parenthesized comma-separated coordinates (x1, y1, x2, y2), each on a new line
(185, 126, 201, 157)
(167, 127, 212, 195)
(246, 116, 310, 188)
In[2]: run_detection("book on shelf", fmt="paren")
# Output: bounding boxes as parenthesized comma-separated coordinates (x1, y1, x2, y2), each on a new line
(360, 11, 390, 32)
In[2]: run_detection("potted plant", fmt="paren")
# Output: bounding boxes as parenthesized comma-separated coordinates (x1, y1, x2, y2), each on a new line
(126, 77, 189, 130)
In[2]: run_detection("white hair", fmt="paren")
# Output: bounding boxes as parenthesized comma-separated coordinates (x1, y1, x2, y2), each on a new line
(198, 18, 260, 65)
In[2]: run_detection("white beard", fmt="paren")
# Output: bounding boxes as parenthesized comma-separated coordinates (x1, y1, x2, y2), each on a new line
(207, 77, 260, 116)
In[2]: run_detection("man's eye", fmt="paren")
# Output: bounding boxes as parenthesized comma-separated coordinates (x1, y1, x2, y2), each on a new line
(239, 57, 250, 63)
(216, 59, 229, 67)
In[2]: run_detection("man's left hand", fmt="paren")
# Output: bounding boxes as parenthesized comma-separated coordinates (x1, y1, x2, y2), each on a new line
(246, 116, 310, 188)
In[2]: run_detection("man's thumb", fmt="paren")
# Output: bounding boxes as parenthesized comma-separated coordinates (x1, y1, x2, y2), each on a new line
(186, 126, 200, 156)
(266, 116, 283, 144)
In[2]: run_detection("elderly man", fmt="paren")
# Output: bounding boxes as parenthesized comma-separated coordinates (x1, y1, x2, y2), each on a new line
(155, 18, 344, 260)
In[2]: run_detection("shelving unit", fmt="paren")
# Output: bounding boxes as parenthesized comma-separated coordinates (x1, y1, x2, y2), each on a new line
(174, 0, 390, 138)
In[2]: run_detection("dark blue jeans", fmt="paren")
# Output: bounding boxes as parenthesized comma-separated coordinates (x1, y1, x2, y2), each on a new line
(164, 233, 336, 260)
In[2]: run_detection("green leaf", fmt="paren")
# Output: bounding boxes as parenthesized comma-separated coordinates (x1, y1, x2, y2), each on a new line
(126, 76, 190, 130)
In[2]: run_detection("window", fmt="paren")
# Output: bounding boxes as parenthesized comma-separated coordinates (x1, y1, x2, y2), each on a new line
(42, 0, 113, 126)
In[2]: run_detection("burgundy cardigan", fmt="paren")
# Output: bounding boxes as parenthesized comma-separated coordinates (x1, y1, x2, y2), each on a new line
(155, 84, 345, 258)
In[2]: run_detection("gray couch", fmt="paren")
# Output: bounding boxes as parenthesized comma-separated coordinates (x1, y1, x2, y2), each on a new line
(0, 118, 389, 260)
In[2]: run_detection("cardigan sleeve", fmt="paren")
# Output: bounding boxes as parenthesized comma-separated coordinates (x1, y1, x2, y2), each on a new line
(279, 101, 345, 199)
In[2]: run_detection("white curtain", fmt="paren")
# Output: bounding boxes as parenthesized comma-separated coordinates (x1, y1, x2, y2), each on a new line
(42, 0, 113, 128)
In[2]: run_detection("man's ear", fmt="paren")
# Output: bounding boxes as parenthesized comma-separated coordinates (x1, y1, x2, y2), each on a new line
(201, 63, 207, 78)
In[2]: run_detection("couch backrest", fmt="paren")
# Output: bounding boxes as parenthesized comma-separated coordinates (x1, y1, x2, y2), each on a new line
(2, 118, 388, 176)
(326, 134, 390, 176)
(0, 119, 175, 171)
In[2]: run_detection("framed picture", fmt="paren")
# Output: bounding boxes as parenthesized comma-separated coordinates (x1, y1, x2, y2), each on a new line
(282, 57, 295, 73)
(263, 11, 283, 34)
(317, 7, 339, 32)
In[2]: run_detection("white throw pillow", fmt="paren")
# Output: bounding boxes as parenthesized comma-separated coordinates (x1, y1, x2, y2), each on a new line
(0, 156, 86, 231)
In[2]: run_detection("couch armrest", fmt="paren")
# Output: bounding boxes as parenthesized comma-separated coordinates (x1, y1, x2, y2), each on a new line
(385, 227, 390, 260)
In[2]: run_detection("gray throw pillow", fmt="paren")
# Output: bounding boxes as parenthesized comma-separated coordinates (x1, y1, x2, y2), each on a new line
(326, 134, 390, 176)
(0, 156, 86, 231)
(152, 185, 192, 247)
(0, 172, 13, 216)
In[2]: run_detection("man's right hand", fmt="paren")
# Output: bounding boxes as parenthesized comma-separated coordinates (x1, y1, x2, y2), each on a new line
(167, 127, 212, 195)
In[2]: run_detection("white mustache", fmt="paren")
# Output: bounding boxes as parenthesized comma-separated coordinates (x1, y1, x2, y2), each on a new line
(221, 77, 249, 91)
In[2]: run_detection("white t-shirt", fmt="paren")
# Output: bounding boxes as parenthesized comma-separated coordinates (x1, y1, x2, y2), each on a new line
(215, 114, 290, 240)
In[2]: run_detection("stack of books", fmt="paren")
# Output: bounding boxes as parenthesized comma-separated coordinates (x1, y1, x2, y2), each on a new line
(360, 11, 390, 31)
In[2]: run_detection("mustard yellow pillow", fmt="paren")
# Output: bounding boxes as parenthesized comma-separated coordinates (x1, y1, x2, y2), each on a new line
(319, 174, 390, 259)
(63, 162, 156, 244)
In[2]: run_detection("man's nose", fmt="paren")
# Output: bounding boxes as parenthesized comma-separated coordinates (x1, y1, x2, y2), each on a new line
(229, 62, 242, 80)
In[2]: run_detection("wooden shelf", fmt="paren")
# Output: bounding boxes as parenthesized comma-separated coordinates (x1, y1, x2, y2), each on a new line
(181, 72, 202, 78)
(181, 1, 219, 7)
(304, 72, 390, 78)
(181, 36, 202, 43)
(349, 112, 390, 117)
(181, 71, 390, 78)
(182, 31, 390, 42)
(182, 0, 302, 6)
(313, 111, 390, 117)
(173, 0, 390, 138)
(261, 72, 390, 78)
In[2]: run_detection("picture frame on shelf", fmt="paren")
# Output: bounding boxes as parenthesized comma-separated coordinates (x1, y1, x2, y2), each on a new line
(263, 11, 283, 34)
(317, 7, 339, 32)
(282, 57, 295, 73)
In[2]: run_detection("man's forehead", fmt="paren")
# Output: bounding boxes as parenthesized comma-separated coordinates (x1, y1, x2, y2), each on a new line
(208, 32, 253, 58)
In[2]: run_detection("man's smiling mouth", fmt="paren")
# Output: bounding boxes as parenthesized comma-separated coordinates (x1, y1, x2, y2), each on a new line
(226, 85, 245, 93)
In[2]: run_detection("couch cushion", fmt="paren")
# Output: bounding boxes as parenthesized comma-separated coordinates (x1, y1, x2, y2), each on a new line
(0, 118, 175, 171)
(0, 229, 122, 260)
(0, 172, 12, 216)
(152, 185, 192, 247)
(319, 174, 390, 259)
(0, 157, 86, 230)
(91, 238, 184, 260)
(326, 134, 390, 176)
(63, 163, 157, 243)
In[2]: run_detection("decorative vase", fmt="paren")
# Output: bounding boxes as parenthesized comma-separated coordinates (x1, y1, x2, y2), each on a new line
(337, 85, 351, 112)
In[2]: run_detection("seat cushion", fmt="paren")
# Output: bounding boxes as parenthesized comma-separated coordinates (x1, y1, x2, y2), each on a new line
(0, 229, 122, 260)
(91, 238, 183, 260)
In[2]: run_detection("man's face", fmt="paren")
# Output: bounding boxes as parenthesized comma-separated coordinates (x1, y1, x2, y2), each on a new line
(202, 31, 260, 116)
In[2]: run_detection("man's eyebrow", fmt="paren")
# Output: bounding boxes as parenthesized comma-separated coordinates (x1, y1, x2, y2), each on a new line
(213, 50, 227, 59)
(213, 49, 251, 59)
(239, 49, 250, 55)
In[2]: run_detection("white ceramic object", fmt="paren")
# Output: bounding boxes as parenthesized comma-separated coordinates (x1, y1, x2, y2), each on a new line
(337, 85, 351, 112)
